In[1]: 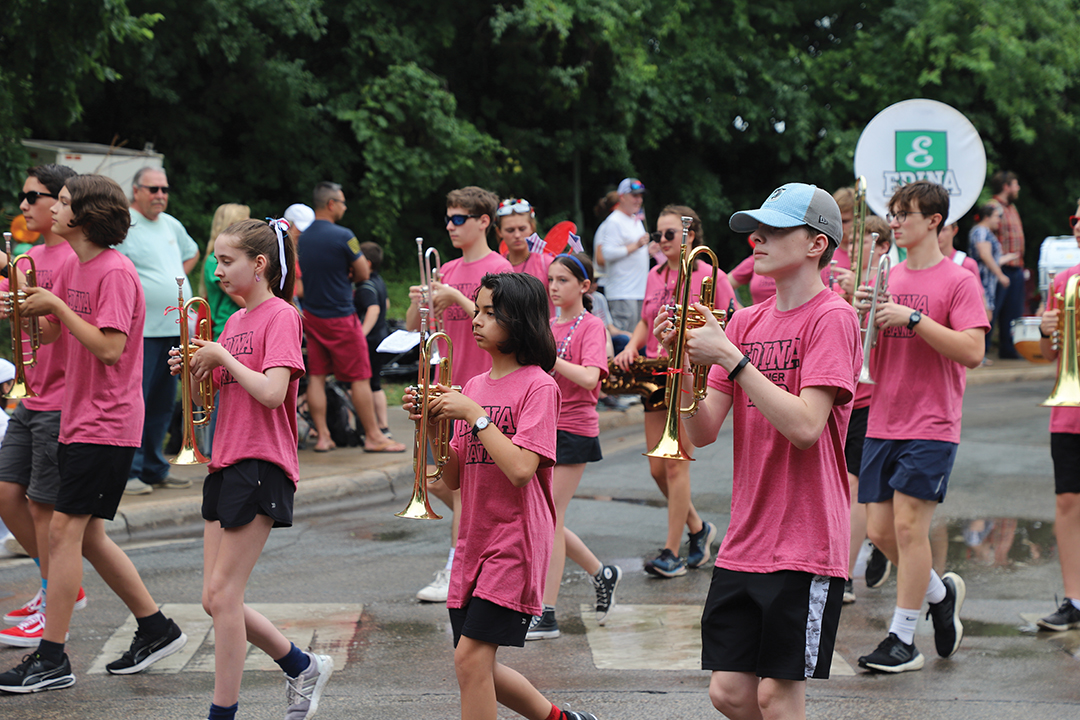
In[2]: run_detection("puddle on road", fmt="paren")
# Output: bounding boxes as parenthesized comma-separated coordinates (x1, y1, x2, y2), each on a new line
(931, 517, 1056, 575)
(576, 495, 668, 509)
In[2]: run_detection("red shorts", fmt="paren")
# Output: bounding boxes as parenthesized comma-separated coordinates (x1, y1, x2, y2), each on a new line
(303, 311, 372, 381)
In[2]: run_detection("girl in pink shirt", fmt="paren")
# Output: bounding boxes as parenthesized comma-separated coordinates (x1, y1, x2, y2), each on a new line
(170, 219, 330, 720)
(406, 272, 596, 720)
(528, 254, 621, 641)
(496, 197, 554, 316)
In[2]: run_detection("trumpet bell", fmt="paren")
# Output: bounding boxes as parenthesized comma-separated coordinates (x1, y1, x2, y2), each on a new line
(172, 443, 210, 466)
(644, 432, 693, 461)
(5, 373, 37, 400)
(395, 492, 443, 520)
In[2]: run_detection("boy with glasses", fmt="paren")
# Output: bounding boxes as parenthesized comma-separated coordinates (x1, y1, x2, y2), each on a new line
(406, 186, 511, 604)
(856, 180, 988, 673)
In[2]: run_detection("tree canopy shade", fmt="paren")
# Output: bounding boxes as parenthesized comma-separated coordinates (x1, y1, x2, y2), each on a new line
(4, 0, 1080, 270)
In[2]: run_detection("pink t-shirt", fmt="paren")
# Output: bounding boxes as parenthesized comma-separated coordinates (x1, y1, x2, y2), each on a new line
(730, 255, 776, 305)
(209, 297, 305, 486)
(1, 242, 76, 411)
(51, 250, 145, 446)
(551, 312, 608, 437)
(866, 258, 990, 443)
(707, 289, 860, 578)
(641, 261, 737, 358)
(448, 365, 560, 615)
(511, 252, 554, 316)
(949, 250, 984, 303)
(437, 252, 514, 387)
(820, 247, 851, 286)
(1049, 264, 1080, 434)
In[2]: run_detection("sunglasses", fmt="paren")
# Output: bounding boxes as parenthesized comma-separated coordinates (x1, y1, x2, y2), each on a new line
(1070, 215, 1079, 229)
(137, 185, 170, 194)
(497, 198, 534, 217)
(18, 190, 56, 205)
(445, 214, 481, 226)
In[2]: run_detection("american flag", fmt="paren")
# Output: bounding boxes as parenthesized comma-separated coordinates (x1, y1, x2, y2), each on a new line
(526, 233, 546, 254)
(567, 232, 583, 254)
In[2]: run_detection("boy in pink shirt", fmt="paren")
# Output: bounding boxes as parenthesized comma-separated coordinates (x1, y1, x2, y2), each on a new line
(856, 181, 988, 674)
(0, 175, 185, 693)
(664, 183, 860, 720)
(406, 187, 513, 603)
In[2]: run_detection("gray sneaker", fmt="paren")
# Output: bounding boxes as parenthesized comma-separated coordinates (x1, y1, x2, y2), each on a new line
(152, 476, 193, 490)
(123, 478, 153, 495)
(285, 651, 334, 720)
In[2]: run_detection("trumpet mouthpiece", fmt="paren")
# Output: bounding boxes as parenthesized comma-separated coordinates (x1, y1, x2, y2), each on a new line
(175, 276, 185, 287)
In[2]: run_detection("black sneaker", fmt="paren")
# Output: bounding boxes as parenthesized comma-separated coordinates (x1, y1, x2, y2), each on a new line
(562, 711, 598, 720)
(864, 544, 891, 588)
(591, 565, 622, 626)
(857, 633, 925, 673)
(686, 521, 718, 569)
(525, 609, 560, 640)
(1037, 598, 1080, 632)
(105, 619, 188, 675)
(927, 571, 965, 658)
(842, 578, 856, 604)
(0, 652, 76, 693)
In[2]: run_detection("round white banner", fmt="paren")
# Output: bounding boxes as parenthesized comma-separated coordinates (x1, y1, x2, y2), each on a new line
(854, 99, 986, 226)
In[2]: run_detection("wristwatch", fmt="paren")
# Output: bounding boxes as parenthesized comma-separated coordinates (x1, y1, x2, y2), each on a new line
(907, 311, 922, 331)
(471, 415, 492, 438)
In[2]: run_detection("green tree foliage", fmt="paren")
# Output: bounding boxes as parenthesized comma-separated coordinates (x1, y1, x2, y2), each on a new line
(4, 0, 1080, 270)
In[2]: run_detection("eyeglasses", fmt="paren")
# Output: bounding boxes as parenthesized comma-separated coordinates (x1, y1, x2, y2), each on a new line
(18, 190, 56, 205)
(885, 211, 926, 223)
(445, 214, 481, 226)
(497, 198, 534, 217)
(332, 196, 346, 205)
(656, 229, 678, 242)
(137, 185, 169, 194)
(1070, 215, 1079, 229)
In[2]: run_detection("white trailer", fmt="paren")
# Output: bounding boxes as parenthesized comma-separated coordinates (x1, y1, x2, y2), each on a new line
(22, 139, 164, 194)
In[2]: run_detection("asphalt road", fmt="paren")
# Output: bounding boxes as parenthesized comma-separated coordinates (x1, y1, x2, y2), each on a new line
(1, 378, 1077, 719)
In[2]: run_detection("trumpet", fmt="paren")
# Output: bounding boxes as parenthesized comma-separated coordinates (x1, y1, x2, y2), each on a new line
(397, 307, 457, 519)
(646, 216, 725, 462)
(416, 237, 443, 334)
(849, 176, 869, 304)
(171, 276, 215, 465)
(3, 232, 40, 399)
(858, 253, 891, 385)
(1043, 273, 1080, 407)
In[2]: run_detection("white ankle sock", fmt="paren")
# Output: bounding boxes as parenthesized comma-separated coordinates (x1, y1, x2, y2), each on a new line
(925, 570, 946, 605)
(889, 607, 920, 645)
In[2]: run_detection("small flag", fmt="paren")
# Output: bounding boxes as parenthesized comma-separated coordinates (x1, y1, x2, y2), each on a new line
(526, 233, 546, 254)
(567, 232, 583, 254)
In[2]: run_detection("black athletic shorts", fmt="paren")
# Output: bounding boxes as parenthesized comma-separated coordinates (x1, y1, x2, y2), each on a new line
(701, 567, 844, 680)
(556, 429, 603, 465)
(1051, 433, 1080, 495)
(844, 405, 869, 476)
(202, 458, 295, 529)
(448, 597, 531, 648)
(55, 442, 136, 520)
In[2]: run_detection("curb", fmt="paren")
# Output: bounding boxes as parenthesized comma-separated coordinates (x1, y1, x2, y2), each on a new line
(103, 366, 1048, 542)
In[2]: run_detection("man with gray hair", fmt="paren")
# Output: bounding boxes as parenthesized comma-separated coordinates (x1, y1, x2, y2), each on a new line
(298, 182, 403, 453)
(119, 167, 200, 495)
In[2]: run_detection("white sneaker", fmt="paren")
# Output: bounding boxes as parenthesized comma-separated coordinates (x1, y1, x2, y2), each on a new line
(416, 568, 450, 603)
(285, 651, 333, 720)
(124, 478, 153, 495)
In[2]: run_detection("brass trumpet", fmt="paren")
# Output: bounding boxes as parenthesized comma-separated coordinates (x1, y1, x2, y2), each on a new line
(172, 276, 214, 465)
(3, 232, 40, 399)
(1043, 274, 1080, 407)
(849, 176, 869, 303)
(416, 237, 443, 334)
(858, 253, 891, 385)
(397, 307, 456, 519)
(646, 216, 725, 462)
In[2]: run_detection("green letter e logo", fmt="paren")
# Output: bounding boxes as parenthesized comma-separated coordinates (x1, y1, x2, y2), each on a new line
(895, 131, 947, 172)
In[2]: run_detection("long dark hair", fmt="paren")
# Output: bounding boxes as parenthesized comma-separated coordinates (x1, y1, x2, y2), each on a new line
(478, 272, 556, 371)
(221, 218, 297, 301)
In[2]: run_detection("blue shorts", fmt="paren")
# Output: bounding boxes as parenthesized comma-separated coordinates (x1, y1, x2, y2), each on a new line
(858, 438, 958, 504)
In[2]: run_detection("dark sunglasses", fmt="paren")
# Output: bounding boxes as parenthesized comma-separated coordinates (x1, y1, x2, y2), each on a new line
(137, 185, 170, 194)
(650, 229, 680, 243)
(445, 213, 481, 226)
(1070, 215, 1079, 229)
(18, 190, 56, 205)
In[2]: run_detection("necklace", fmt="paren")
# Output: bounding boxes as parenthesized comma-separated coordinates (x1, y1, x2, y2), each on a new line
(552, 311, 587, 360)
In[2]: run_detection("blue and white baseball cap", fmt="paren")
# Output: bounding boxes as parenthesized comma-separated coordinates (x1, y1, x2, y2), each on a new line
(617, 177, 646, 195)
(729, 183, 842, 246)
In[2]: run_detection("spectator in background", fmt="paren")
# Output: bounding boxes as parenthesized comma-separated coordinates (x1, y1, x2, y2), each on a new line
(970, 202, 1018, 357)
(594, 178, 650, 332)
(355, 241, 392, 436)
(120, 167, 199, 495)
(202, 204, 250, 339)
(283, 203, 314, 303)
(990, 171, 1026, 359)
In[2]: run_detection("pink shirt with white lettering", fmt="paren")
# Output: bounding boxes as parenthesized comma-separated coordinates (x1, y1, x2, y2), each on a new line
(50, 250, 145, 446)
(1, 242, 76, 410)
(641, 261, 736, 358)
(866, 258, 990, 443)
(511, 252, 554, 316)
(436, 252, 513, 388)
(210, 297, 305, 486)
(707, 289, 861, 578)
(730, 255, 776, 305)
(448, 365, 560, 616)
(551, 311, 607, 437)
(1048, 264, 1080, 434)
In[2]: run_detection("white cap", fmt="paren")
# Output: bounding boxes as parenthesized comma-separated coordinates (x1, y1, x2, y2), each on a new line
(284, 203, 315, 233)
(0, 359, 15, 385)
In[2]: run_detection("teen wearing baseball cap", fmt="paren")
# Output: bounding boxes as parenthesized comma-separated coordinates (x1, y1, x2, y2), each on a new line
(654, 181, 861, 719)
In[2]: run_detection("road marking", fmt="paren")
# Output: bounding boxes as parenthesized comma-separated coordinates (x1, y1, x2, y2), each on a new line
(580, 604, 855, 675)
(88, 603, 362, 674)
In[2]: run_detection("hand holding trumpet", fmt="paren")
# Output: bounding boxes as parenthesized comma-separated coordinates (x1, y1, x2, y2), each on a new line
(168, 338, 228, 382)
